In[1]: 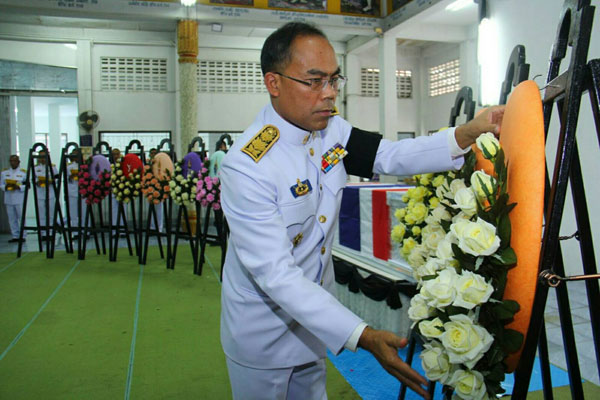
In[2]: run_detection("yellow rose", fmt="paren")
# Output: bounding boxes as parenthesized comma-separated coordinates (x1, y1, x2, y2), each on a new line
(429, 197, 440, 209)
(470, 170, 496, 200)
(432, 174, 446, 188)
(476, 132, 500, 160)
(401, 237, 417, 256)
(391, 223, 406, 243)
(419, 173, 434, 186)
(395, 207, 407, 220)
(408, 186, 429, 202)
(448, 369, 488, 400)
(410, 202, 428, 224)
(411, 225, 421, 236)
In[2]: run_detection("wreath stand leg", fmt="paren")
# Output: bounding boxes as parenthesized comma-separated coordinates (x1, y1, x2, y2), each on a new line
(142, 203, 164, 264)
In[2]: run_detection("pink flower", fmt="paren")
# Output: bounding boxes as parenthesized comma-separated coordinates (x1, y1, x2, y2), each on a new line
(204, 176, 212, 184)
(199, 189, 206, 197)
(206, 193, 214, 202)
(94, 189, 101, 196)
(197, 180, 204, 189)
(105, 181, 111, 187)
(201, 199, 208, 207)
(212, 203, 221, 210)
(93, 197, 100, 204)
(83, 172, 90, 179)
(206, 182, 213, 191)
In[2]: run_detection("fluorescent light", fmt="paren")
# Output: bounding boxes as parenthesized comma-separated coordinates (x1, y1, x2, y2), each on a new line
(63, 43, 77, 50)
(446, 0, 473, 12)
(181, 0, 197, 6)
(478, 17, 500, 106)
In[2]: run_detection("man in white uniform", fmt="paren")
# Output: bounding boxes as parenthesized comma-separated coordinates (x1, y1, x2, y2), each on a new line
(1, 155, 27, 242)
(34, 150, 58, 238)
(219, 23, 504, 400)
(66, 149, 85, 231)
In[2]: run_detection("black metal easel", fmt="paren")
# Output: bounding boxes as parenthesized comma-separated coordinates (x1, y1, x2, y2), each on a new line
(17, 143, 67, 258)
(53, 142, 81, 255)
(512, 1, 600, 398)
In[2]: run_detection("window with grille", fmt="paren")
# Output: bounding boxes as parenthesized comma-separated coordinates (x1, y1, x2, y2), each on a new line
(429, 59, 460, 97)
(100, 57, 167, 91)
(197, 61, 267, 94)
(360, 68, 412, 98)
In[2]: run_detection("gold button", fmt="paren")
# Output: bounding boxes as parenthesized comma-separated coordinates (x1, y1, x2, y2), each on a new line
(320, 278, 324, 286)
(310, 148, 314, 156)
(302, 135, 309, 144)
(319, 215, 327, 223)
(321, 246, 326, 254)
(319, 184, 322, 190)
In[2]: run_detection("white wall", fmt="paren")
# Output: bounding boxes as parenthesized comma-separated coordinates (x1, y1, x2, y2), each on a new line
(490, 0, 600, 275)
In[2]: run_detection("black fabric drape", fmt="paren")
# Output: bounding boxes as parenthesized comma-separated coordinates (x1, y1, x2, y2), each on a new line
(333, 256, 417, 310)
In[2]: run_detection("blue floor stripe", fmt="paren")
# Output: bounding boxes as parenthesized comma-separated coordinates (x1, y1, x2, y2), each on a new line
(0, 253, 28, 274)
(205, 254, 222, 284)
(0, 260, 80, 362)
(124, 264, 144, 400)
(328, 345, 574, 399)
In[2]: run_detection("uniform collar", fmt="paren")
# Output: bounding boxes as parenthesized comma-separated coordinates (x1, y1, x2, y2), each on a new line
(266, 103, 319, 146)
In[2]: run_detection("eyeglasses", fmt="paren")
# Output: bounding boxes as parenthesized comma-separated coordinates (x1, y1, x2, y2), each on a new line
(275, 72, 347, 92)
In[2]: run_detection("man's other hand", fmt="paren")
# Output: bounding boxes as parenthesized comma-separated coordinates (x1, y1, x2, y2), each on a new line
(358, 326, 430, 399)
(455, 105, 505, 149)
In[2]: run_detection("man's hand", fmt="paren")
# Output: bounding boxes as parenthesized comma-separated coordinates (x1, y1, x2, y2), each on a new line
(358, 326, 430, 399)
(455, 105, 505, 149)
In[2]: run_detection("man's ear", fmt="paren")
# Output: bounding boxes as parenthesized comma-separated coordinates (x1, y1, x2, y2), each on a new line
(264, 72, 280, 97)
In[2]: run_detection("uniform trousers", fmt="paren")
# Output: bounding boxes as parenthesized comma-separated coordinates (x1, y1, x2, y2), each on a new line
(225, 356, 327, 400)
(37, 197, 55, 233)
(6, 204, 25, 238)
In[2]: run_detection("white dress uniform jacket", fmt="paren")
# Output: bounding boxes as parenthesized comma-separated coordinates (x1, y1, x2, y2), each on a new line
(66, 162, 82, 227)
(1, 167, 27, 238)
(34, 163, 58, 228)
(220, 104, 463, 369)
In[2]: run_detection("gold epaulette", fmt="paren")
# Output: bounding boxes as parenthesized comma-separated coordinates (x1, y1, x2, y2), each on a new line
(2, 168, 7, 171)
(241, 125, 280, 163)
(21, 168, 26, 172)
(331, 106, 340, 116)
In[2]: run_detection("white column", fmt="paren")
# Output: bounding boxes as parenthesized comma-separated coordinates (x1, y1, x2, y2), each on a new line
(378, 32, 398, 183)
(76, 39, 93, 146)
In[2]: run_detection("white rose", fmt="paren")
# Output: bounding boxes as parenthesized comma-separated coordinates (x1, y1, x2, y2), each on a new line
(182, 193, 189, 200)
(169, 181, 176, 188)
(449, 219, 471, 244)
(421, 268, 458, 309)
(435, 237, 455, 261)
(414, 257, 445, 283)
(420, 342, 451, 384)
(408, 294, 433, 324)
(119, 183, 124, 189)
(456, 218, 501, 257)
(425, 205, 452, 226)
(421, 224, 446, 252)
(419, 317, 445, 339)
(124, 189, 130, 195)
(453, 270, 494, 310)
(448, 369, 488, 400)
(406, 244, 429, 269)
(176, 175, 184, 182)
(476, 132, 500, 160)
(441, 314, 494, 369)
(135, 183, 141, 189)
(449, 179, 467, 199)
(175, 187, 182, 194)
(116, 170, 123, 176)
(470, 170, 496, 201)
(436, 182, 450, 201)
(452, 187, 478, 217)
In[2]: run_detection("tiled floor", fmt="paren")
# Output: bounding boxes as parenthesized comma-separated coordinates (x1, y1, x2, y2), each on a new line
(1, 232, 598, 389)
(544, 280, 599, 386)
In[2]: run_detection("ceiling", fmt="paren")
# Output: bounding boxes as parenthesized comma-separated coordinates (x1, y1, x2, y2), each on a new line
(0, 0, 478, 45)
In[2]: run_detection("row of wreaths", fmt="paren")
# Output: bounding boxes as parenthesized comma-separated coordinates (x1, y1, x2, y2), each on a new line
(77, 151, 220, 210)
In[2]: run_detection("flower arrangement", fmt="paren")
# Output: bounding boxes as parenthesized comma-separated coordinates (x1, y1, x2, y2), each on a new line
(195, 159, 221, 210)
(140, 165, 171, 205)
(393, 133, 523, 399)
(169, 161, 199, 207)
(78, 163, 111, 205)
(110, 161, 142, 203)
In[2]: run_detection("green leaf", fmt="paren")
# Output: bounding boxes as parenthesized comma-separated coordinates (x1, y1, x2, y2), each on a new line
(486, 362, 506, 383)
(497, 213, 511, 248)
(502, 328, 524, 353)
(498, 247, 517, 265)
(475, 257, 484, 270)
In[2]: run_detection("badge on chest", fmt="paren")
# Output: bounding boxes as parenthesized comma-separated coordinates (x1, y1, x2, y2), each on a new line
(290, 178, 312, 198)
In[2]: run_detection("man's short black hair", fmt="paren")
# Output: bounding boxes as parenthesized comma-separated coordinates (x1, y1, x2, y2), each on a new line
(260, 22, 327, 76)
